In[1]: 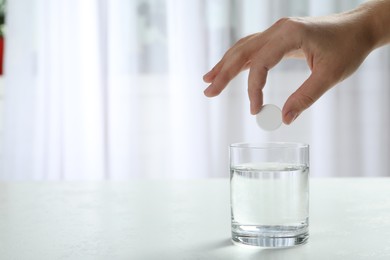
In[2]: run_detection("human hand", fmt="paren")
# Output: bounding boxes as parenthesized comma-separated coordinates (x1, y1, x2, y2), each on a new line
(203, 2, 388, 124)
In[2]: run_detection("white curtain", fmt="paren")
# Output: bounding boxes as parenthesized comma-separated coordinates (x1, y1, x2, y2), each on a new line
(1, 0, 389, 180)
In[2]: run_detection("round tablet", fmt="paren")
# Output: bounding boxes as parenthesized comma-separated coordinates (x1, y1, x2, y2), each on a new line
(256, 104, 282, 131)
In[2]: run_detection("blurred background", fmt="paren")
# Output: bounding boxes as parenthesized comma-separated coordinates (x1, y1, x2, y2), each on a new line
(0, 0, 389, 180)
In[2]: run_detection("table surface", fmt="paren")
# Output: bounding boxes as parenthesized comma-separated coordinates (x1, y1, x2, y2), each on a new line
(0, 178, 390, 260)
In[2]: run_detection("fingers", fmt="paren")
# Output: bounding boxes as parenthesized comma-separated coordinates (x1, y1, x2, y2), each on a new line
(248, 40, 296, 114)
(203, 51, 251, 97)
(204, 18, 311, 117)
(203, 35, 261, 97)
(247, 64, 266, 114)
(282, 72, 331, 124)
(203, 34, 257, 84)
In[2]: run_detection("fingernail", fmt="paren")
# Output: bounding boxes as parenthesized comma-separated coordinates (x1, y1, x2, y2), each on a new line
(285, 111, 298, 124)
(204, 86, 211, 96)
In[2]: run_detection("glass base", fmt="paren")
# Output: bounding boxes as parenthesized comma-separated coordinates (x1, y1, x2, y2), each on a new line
(232, 232, 309, 248)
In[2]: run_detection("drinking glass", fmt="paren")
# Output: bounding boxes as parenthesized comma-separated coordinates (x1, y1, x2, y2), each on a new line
(230, 142, 309, 247)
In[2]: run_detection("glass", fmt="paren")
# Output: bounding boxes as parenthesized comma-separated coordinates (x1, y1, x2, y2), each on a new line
(230, 142, 309, 248)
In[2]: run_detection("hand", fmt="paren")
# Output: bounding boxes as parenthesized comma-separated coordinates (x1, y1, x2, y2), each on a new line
(203, 3, 387, 124)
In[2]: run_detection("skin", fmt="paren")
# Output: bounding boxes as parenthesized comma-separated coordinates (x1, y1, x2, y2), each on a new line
(203, 0, 390, 124)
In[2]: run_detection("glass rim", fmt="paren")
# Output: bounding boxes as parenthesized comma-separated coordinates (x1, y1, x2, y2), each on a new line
(230, 142, 309, 149)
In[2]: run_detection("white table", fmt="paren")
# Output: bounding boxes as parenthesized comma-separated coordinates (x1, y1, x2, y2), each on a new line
(0, 179, 390, 260)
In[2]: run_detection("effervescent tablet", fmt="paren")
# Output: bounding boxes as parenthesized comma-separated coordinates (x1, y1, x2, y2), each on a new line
(256, 104, 282, 131)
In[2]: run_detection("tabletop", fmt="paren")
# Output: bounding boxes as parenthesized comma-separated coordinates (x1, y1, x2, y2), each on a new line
(0, 178, 390, 260)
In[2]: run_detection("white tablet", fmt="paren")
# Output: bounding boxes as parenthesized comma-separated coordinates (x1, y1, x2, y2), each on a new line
(256, 104, 282, 131)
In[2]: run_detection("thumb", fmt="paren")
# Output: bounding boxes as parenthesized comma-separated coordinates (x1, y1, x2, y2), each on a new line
(282, 73, 331, 124)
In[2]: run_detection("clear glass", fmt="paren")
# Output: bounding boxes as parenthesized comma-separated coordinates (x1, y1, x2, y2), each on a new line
(230, 142, 309, 248)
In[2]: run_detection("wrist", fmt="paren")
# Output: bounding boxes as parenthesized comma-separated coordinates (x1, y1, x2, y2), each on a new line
(356, 0, 390, 49)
